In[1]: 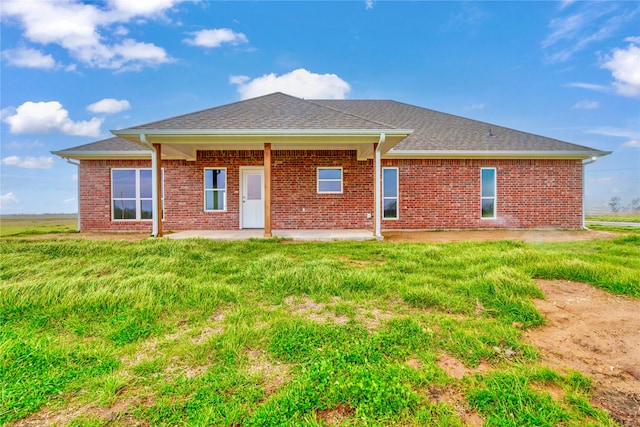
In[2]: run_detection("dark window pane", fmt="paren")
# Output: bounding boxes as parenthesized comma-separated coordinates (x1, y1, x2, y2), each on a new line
(140, 200, 153, 219)
(112, 170, 136, 198)
(482, 199, 495, 218)
(318, 181, 341, 193)
(481, 169, 495, 197)
(206, 190, 225, 210)
(383, 168, 397, 197)
(113, 199, 136, 220)
(205, 169, 226, 190)
(318, 168, 341, 180)
(140, 170, 152, 199)
(383, 199, 397, 219)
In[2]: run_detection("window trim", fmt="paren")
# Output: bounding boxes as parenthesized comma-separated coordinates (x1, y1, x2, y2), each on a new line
(480, 167, 497, 219)
(317, 167, 343, 194)
(382, 167, 399, 220)
(111, 168, 163, 222)
(204, 167, 227, 212)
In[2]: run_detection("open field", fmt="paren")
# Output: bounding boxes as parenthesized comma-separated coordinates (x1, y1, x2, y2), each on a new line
(586, 214, 640, 223)
(1, 226, 639, 426)
(0, 215, 77, 238)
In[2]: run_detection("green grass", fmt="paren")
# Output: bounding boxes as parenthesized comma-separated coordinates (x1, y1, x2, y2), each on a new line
(586, 214, 640, 223)
(0, 216, 77, 237)
(1, 231, 638, 426)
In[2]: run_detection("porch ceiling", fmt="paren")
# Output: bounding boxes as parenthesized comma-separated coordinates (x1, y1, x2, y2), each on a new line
(111, 129, 412, 161)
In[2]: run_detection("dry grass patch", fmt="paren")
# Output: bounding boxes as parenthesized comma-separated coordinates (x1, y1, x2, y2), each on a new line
(246, 349, 291, 395)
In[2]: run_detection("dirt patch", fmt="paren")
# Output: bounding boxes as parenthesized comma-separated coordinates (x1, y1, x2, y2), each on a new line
(315, 404, 356, 426)
(383, 229, 619, 243)
(284, 295, 350, 325)
(526, 279, 640, 426)
(426, 385, 485, 426)
(11, 397, 150, 427)
(436, 354, 491, 380)
(246, 349, 291, 395)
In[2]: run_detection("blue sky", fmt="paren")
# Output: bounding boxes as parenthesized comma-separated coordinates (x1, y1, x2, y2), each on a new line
(1, 0, 639, 214)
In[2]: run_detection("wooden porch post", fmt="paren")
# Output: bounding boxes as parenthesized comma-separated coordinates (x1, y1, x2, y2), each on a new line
(264, 143, 272, 237)
(153, 143, 163, 237)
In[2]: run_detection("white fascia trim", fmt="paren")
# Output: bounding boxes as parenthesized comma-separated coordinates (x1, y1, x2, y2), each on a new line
(51, 150, 152, 160)
(384, 150, 612, 159)
(113, 128, 413, 137)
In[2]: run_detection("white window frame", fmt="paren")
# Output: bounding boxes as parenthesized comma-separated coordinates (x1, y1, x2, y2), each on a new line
(111, 168, 163, 221)
(204, 167, 227, 212)
(481, 167, 497, 219)
(382, 167, 399, 220)
(317, 167, 343, 194)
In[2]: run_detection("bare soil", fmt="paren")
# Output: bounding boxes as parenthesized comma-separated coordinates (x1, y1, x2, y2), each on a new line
(526, 279, 640, 427)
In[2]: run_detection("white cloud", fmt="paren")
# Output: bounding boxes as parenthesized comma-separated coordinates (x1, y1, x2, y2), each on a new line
(587, 126, 640, 149)
(365, 1, 375, 10)
(87, 98, 131, 114)
(185, 28, 248, 48)
(3, 101, 103, 137)
(2, 47, 56, 69)
(2, 140, 45, 150)
(542, 3, 638, 63)
(466, 103, 486, 110)
(107, 0, 178, 18)
(572, 99, 599, 109)
(230, 68, 351, 100)
(0, 192, 20, 210)
(71, 173, 78, 181)
(602, 42, 640, 97)
(566, 82, 610, 92)
(1, 155, 55, 169)
(1, 0, 176, 71)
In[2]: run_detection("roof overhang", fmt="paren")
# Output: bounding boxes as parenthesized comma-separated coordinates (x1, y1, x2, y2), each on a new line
(111, 128, 413, 160)
(51, 149, 152, 160)
(384, 149, 612, 160)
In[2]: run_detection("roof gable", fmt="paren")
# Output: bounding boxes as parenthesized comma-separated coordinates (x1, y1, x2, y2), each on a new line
(130, 92, 392, 131)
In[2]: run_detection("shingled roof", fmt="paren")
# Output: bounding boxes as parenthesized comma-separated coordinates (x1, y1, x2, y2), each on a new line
(53, 92, 608, 159)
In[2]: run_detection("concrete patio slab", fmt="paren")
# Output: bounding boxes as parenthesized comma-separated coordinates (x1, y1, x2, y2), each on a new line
(166, 229, 374, 241)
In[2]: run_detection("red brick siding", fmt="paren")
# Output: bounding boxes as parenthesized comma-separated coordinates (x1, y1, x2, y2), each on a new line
(78, 154, 583, 232)
(381, 158, 583, 229)
(271, 150, 374, 229)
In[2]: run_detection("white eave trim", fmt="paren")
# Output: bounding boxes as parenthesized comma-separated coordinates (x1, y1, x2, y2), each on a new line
(51, 150, 152, 160)
(113, 128, 413, 137)
(384, 149, 612, 160)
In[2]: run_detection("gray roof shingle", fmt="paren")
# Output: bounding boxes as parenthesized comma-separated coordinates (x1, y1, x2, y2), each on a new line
(311, 99, 599, 153)
(54, 92, 607, 157)
(131, 92, 391, 130)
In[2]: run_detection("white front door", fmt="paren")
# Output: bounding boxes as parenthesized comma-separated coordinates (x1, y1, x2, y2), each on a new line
(241, 168, 264, 228)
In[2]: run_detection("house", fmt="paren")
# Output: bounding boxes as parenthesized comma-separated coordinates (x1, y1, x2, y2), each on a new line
(52, 92, 609, 238)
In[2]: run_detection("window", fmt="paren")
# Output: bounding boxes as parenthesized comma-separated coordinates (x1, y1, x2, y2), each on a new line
(317, 167, 343, 194)
(382, 167, 398, 219)
(112, 168, 162, 221)
(205, 168, 226, 211)
(481, 168, 496, 219)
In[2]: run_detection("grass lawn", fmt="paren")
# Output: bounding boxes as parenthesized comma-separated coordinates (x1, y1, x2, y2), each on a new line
(1, 227, 638, 426)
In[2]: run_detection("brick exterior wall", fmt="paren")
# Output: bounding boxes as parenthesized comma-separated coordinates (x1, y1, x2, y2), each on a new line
(381, 158, 583, 230)
(78, 152, 583, 232)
